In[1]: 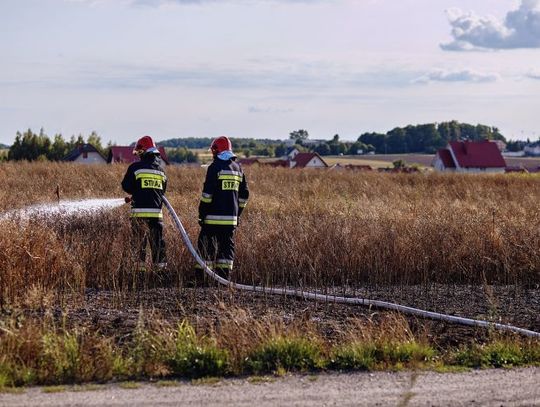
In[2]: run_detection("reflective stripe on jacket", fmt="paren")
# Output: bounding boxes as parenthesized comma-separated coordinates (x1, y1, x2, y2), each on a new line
(121, 154, 167, 219)
(198, 158, 249, 227)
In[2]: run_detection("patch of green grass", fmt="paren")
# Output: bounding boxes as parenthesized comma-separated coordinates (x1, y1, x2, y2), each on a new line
(168, 321, 230, 379)
(451, 341, 538, 369)
(42, 385, 67, 393)
(72, 384, 104, 392)
(330, 343, 377, 371)
(155, 380, 179, 387)
(245, 336, 323, 374)
(247, 376, 276, 384)
(191, 377, 221, 386)
(118, 381, 141, 389)
(331, 341, 436, 371)
(0, 386, 25, 394)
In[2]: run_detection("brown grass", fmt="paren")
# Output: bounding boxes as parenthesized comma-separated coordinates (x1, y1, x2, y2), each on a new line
(0, 162, 539, 306)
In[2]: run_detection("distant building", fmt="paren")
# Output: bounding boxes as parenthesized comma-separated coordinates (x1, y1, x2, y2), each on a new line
(433, 140, 506, 173)
(284, 147, 300, 160)
(290, 152, 328, 169)
(63, 144, 106, 164)
(524, 142, 540, 157)
(107, 146, 169, 165)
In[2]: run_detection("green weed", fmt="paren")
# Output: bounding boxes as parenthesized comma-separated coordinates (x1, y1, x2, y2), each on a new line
(245, 336, 323, 374)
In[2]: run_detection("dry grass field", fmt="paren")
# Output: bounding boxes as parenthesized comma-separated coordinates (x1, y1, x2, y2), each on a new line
(0, 162, 539, 386)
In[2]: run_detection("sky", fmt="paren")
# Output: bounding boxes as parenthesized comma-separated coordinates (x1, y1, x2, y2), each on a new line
(1, 0, 539, 145)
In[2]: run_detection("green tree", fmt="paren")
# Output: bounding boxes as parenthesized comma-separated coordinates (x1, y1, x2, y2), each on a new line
(289, 129, 309, 144)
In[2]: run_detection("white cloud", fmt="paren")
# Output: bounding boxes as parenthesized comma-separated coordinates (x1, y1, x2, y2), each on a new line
(413, 69, 501, 84)
(441, 0, 540, 51)
(526, 69, 540, 79)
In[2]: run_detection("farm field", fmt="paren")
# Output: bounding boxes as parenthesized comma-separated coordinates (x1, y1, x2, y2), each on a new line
(0, 162, 539, 386)
(324, 154, 540, 169)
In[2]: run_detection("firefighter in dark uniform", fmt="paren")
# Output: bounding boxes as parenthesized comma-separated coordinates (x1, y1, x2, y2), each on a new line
(121, 135, 167, 271)
(197, 136, 249, 281)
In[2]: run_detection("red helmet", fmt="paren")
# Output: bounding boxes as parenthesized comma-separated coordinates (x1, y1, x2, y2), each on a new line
(210, 136, 233, 155)
(133, 135, 157, 156)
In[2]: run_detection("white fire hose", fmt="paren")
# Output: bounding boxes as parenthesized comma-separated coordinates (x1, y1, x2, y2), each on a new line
(163, 197, 540, 339)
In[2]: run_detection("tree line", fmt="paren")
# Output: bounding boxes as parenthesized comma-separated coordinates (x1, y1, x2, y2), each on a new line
(8, 129, 109, 162)
(2, 121, 509, 163)
(4, 129, 200, 164)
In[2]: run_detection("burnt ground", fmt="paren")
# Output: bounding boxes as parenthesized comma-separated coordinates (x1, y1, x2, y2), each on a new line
(16, 284, 540, 347)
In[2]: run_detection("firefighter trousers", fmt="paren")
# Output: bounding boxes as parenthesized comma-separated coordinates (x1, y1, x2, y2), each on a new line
(131, 218, 167, 265)
(197, 225, 235, 280)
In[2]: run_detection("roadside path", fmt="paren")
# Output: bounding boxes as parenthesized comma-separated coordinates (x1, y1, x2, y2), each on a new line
(1, 368, 538, 406)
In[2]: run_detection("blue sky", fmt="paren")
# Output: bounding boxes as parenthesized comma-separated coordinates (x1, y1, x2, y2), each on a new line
(1, 0, 539, 145)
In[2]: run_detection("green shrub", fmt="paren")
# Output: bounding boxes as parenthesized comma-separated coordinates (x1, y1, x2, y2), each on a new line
(375, 342, 436, 365)
(453, 341, 526, 368)
(245, 336, 323, 374)
(39, 332, 80, 384)
(331, 341, 435, 371)
(330, 343, 377, 371)
(168, 321, 229, 379)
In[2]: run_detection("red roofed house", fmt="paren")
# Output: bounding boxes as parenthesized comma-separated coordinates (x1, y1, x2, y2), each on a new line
(107, 146, 169, 165)
(290, 152, 328, 169)
(433, 140, 506, 173)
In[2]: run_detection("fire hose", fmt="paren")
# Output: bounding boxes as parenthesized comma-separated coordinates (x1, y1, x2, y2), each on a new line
(162, 196, 540, 339)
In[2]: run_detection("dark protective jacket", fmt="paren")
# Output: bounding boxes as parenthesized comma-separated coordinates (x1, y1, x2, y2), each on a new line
(198, 158, 249, 227)
(121, 153, 167, 219)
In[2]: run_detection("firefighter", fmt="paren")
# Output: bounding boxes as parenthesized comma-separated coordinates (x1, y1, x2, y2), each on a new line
(121, 135, 167, 272)
(196, 136, 249, 282)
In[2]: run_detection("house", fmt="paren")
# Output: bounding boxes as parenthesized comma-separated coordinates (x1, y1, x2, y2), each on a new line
(63, 144, 107, 164)
(283, 147, 300, 160)
(433, 140, 506, 173)
(107, 146, 169, 165)
(524, 142, 540, 157)
(290, 152, 328, 169)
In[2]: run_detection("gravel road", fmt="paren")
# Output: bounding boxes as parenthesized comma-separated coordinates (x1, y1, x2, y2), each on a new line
(1, 368, 539, 407)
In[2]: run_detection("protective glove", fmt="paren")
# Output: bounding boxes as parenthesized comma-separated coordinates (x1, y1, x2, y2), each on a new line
(124, 196, 132, 204)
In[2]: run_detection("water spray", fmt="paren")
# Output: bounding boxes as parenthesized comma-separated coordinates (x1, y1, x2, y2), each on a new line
(162, 196, 540, 339)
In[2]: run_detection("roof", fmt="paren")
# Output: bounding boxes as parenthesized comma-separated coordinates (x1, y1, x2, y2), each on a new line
(448, 140, 506, 168)
(63, 144, 106, 162)
(292, 152, 328, 168)
(107, 146, 169, 165)
(436, 148, 456, 168)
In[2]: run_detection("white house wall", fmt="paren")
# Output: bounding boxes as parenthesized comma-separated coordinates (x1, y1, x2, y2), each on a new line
(74, 152, 106, 164)
(305, 158, 326, 168)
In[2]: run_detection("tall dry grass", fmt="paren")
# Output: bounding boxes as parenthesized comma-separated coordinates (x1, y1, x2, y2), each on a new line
(0, 162, 539, 305)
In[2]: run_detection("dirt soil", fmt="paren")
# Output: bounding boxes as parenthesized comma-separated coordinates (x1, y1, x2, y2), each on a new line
(19, 284, 540, 345)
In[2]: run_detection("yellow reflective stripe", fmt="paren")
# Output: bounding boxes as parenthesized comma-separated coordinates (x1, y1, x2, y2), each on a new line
(215, 264, 233, 270)
(203, 219, 237, 226)
(200, 197, 212, 204)
(239, 203, 247, 208)
(195, 261, 214, 269)
(218, 175, 243, 182)
(136, 174, 165, 181)
(130, 212, 163, 218)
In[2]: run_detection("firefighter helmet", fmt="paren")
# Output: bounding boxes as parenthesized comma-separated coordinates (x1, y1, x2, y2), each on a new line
(210, 136, 233, 155)
(133, 135, 158, 156)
